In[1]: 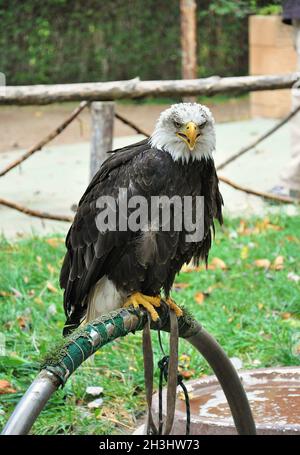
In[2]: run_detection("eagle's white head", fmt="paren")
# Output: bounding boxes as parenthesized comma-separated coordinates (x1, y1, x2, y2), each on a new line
(150, 103, 215, 163)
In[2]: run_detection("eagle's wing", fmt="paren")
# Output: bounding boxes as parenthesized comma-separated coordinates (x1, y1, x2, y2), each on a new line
(60, 139, 174, 334)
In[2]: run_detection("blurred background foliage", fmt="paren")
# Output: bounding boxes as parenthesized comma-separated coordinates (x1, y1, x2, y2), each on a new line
(0, 0, 282, 85)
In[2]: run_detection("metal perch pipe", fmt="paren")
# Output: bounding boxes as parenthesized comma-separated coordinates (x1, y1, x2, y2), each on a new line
(0, 370, 61, 436)
(2, 305, 256, 435)
(187, 329, 256, 435)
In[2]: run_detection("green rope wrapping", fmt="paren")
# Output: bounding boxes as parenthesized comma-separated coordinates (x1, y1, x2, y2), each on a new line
(41, 308, 146, 385)
(40, 304, 200, 386)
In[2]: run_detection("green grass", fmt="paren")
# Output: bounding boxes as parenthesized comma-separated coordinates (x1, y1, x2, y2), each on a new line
(0, 214, 299, 434)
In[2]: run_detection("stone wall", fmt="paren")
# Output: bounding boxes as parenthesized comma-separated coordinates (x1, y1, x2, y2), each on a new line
(249, 15, 297, 118)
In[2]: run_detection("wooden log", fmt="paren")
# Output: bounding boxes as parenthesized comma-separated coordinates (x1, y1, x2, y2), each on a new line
(0, 197, 73, 222)
(218, 175, 297, 204)
(1, 73, 300, 105)
(180, 0, 197, 103)
(90, 102, 114, 180)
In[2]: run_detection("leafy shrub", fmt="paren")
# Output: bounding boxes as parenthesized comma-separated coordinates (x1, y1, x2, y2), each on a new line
(0, 0, 283, 85)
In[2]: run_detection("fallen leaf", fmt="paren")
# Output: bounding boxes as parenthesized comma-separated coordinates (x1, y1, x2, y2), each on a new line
(208, 257, 227, 270)
(178, 369, 195, 379)
(282, 318, 300, 328)
(0, 380, 16, 394)
(265, 223, 282, 232)
(17, 316, 29, 329)
(179, 353, 191, 375)
(179, 354, 191, 364)
(286, 235, 300, 244)
(47, 264, 56, 274)
(46, 282, 58, 293)
(237, 220, 248, 235)
(272, 256, 284, 271)
(281, 312, 292, 320)
(238, 218, 282, 236)
(96, 407, 133, 429)
(287, 272, 300, 283)
(46, 238, 63, 248)
(256, 218, 282, 233)
(254, 259, 271, 269)
(178, 391, 194, 401)
(172, 282, 190, 291)
(240, 246, 249, 260)
(194, 292, 205, 304)
(0, 291, 12, 297)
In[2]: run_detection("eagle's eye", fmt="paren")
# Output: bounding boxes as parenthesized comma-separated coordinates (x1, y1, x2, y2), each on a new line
(173, 120, 182, 129)
(199, 120, 207, 129)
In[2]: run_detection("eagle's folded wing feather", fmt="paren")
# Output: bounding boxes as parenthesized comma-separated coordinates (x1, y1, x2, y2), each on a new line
(60, 140, 174, 333)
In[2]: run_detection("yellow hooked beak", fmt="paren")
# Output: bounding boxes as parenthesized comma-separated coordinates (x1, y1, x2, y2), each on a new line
(176, 121, 200, 150)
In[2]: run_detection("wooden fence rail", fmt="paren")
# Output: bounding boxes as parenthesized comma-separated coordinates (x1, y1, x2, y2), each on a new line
(1, 73, 300, 105)
(1, 73, 299, 223)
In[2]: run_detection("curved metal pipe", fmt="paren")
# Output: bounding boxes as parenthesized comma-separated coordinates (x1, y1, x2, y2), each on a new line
(2, 308, 256, 435)
(186, 328, 256, 435)
(1, 370, 61, 435)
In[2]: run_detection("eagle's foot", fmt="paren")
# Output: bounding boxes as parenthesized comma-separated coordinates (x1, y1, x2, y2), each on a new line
(123, 292, 161, 321)
(166, 297, 183, 317)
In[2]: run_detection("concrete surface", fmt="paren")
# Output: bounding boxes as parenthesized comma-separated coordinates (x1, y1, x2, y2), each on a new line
(133, 367, 300, 435)
(0, 118, 297, 238)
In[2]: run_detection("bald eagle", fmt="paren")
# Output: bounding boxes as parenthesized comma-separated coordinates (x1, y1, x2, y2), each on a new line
(60, 103, 223, 335)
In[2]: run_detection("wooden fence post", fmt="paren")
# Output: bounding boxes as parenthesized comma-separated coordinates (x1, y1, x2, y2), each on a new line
(180, 0, 197, 102)
(90, 101, 114, 180)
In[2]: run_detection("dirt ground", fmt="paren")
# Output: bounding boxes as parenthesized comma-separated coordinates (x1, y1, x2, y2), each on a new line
(0, 98, 250, 153)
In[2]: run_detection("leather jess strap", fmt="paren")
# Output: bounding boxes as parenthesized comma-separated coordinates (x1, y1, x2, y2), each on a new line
(143, 310, 179, 435)
(143, 316, 158, 434)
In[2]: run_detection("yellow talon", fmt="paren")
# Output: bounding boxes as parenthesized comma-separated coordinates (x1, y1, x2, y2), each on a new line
(166, 297, 183, 317)
(123, 292, 161, 321)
